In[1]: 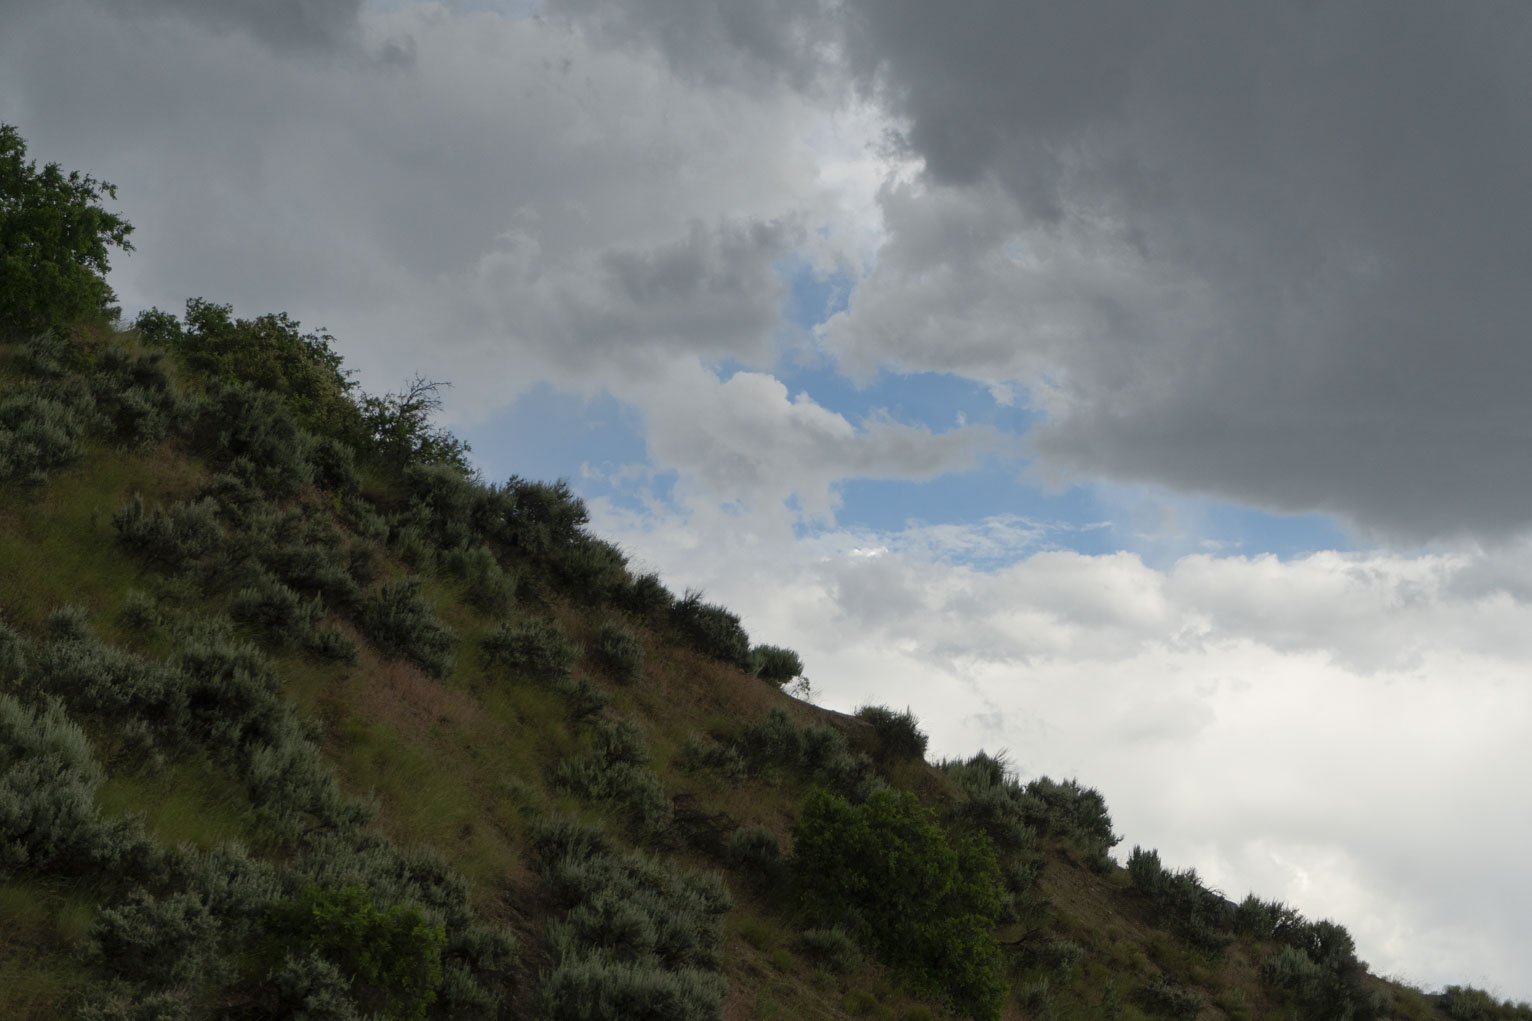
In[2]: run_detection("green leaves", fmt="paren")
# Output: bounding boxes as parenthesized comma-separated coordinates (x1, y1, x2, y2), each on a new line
(264, 884, 446, 1021)
(792, 786, 1007, 1021)
(0, 124, 133, 331)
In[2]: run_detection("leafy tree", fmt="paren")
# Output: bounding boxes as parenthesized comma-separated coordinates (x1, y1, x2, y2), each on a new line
(359, 376, 472, 474)
(0, 123, 133, 331)
(792, 786, 1007, 1021)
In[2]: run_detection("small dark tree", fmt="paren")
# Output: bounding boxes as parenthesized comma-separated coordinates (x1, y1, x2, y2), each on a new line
(0, 124, 134, 331)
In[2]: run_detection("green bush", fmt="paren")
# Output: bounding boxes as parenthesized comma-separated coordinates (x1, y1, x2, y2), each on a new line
(676, 733, 747, 784)
(230, 573, 323, 649)
(0, 693, 153, 877)
(940, 752, 1039, 853)
(264, 884, 446, 1021)
(439, 543, 515, 616)
(537, 955, 728, 1021)
(725, 825, 782, 890)
(1232, 893, 1304, 942)
(88, 347, 181, 448)
(792, 786, 1006, 1021)
(854, 704, 928, 764)
(0, 391, 85, 484)
(1133, 979, 1203, 1021)
(795, 926, 861, 975)
(89, 888, 226, 987)
(357, 377, 472, 473)
(554, 719, 672, 836)
(593, 621, 644, 686)
(482, 617, 579, 685)
(138, 298, 357, 438)
(615, 572, 674, 621)
(750, 644, 802, 686)
(112, 495, 224, 572)
(491, 476, 588, 557)
(529, 817, 730, 1020)
(670, 590, 751, 670)
(562, 677, 610, 725)
(1126, 845, 1167, 898)
(736, 708, 878, 800)
(0, 123, 134, 331)
(1019, 775, 1120, 870)
(360, 577, 456, 678)
(195, 382, 315, 498)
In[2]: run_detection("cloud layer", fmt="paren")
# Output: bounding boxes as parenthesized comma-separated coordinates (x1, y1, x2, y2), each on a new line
(562, 0, 1532, 541)
(592, 499, 1532, 997)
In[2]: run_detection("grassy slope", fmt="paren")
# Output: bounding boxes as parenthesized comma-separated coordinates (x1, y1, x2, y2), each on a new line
(0, 326, 1478, 1021)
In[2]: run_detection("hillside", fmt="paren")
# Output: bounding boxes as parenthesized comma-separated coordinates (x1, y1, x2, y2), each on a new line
(1, 124, 1527, 1021)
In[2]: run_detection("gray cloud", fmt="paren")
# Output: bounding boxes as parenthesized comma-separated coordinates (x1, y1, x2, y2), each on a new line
(113, 0, 365, 51)
(564, 0, 1532, 541)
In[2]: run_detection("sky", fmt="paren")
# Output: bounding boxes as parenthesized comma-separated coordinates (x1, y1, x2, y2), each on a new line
(4, 0, 1532, 1000)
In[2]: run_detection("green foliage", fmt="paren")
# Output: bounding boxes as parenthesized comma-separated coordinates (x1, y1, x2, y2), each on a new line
(112, 496, 224, 572)
(529, 817, 730, 1020)
(537, 955, 729, 1021)
(554, 719, 672, 836)
(492, 476, 589, 557)
(360, 577, 456, 678)
(482, 617, 579, 685)
(358, 377, 472, 474)
(87, 346, 183, 449)
(137, 299, 357, 437)
(89, 888, 226, 987)
(194, 382, 315, 498)
(795, 926, 862, 975)
(1134, 979, 1204, 1020)
(939, 752, 1039, 854)
(0, 619, 26, 684)
(1127, 846, 1233, 952)
(1126, 845, 1167, 897)
(854, 704, 928, 765)
(615, 572, 674, 622)
(593, 621, 644, 686)
(1232, 892, 1305, 943)
(264, 884, 446, 1021)
(791, 786, 1007, 1021)
(1018, 775, 1120, 870)
(0, 123, 134, 331)
(670, 590, 752, 671)
(0, 390, 85, 484)
(676, 732, 747, 784)
(439, 542, 516, 616)
(229, 573, 323, 650)
(750, 644, 802, 687)
(725, 825, 783, 891)
(737, 708, 879, 801)
(0, 693, 153, 878)
(1437, 985, 1532, 1021)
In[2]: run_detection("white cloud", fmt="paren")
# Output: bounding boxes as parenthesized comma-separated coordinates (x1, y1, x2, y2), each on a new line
(587, 496, 1532, 998)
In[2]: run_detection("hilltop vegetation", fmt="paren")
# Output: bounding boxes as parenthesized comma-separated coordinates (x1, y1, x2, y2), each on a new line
(2, 122, 1529, 1020)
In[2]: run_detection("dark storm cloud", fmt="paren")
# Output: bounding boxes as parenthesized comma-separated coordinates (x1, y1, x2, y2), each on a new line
(560, 0, 1532, 541)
